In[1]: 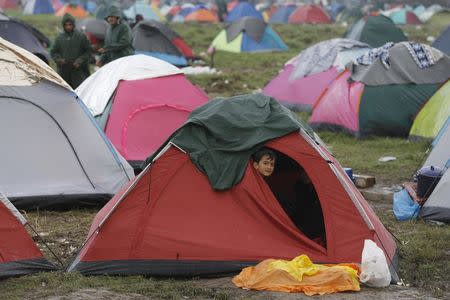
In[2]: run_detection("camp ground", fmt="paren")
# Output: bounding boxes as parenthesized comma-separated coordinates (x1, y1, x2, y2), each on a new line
(0, 1, 449, 298)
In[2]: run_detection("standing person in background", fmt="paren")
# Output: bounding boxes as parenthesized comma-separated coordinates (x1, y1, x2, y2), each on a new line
(50, 13, 91, 89)
(96, 5, 134, 67)
(215, 0, 227, 22)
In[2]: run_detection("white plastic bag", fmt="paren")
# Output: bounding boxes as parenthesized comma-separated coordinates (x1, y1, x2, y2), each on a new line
(359, 239, 391, 287)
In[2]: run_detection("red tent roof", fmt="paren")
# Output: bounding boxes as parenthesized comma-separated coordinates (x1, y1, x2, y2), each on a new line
(68, 132, 397, 277)
(289, 4, 331, 24)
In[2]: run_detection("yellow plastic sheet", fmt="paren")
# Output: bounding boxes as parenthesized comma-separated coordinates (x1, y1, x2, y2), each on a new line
(232, 255, 360, 295)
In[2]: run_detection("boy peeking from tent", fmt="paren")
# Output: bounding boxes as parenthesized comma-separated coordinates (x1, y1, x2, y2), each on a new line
(252, 147, 326, 247)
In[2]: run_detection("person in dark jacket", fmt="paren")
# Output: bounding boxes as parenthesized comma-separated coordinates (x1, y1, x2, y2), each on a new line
(97, 5, 133, 66)
(50, 13, 91, 89)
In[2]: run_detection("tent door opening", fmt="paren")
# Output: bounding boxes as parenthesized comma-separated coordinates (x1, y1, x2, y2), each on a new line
(265, 149, 326, 248)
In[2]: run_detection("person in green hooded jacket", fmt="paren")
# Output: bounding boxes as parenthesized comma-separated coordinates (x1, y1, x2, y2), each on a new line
(50, 13, 91, 89)
(97, 5, 133, 66)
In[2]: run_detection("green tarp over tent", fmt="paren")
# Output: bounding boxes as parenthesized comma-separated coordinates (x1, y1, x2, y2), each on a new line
(145, 94, 314, 190)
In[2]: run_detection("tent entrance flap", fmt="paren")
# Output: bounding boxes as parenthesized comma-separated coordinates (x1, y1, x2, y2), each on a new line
(265, 149, 326, 248)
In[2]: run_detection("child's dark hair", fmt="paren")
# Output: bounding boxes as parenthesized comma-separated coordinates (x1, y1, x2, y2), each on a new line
(252, 147, 277, 163)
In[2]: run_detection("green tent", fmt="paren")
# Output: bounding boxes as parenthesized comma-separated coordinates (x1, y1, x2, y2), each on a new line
(409, 80, 450, 140)
(344, 15, 407, 47)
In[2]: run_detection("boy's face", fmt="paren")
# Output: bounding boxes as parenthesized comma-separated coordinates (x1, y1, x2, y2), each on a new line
(107, 16, 119, 25)
(253, 155, 275, 177)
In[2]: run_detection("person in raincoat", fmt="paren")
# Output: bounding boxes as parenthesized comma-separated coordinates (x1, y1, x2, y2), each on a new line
(97, 5, 133, 66)
(51, 13, 91, 89)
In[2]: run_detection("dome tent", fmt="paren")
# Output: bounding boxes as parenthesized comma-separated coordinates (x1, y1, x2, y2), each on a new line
(225, 1, 263, 22)
(409, 80, 450, 140)
(0, 13, 50, 63)
(0, 193, 56, 279)
(76, 55, 208, 169)
(288, 4, 331, 24)
(0, 37, 134, 209)
(210, 17, 288, 53)
(263, 38, 370, 112)
(344, 15, 407, 47)
(432, 26, 450, 55)
(310, 42, 450, 138)
(132, 20, 194, 66)
(68, 94, 397, 280)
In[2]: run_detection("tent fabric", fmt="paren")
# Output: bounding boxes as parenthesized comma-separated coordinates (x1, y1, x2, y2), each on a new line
(184, 8, 217, 22)
(288, 4, 331, 24)
(348, 43, 450, 86)
(423, 120, 450, 169)
(211, 19, 287, 53)
(0, 193, 56, 279)
(268, 4, 296, 23)
(287, 38, 370, 80)
(132, 21, 194, 66)
(55, 4, 88, 18)
(0, 80, 134, 208)
(432, 26, 450, 55)
(263, 39, 369, 112)
(23, 0, 54, 14)
(420, 161, 450, 223)
(100, 74, 208, 162)
(165, 94, 307, 190)
(78, 55, 207, 163)
(0, 0, 18, 9)
(68, 97, 397, 278)
(76, 54, 182, 116)
(389, 9, 421, 24)
(0, 37, 69, 88)
(309, 69, 441, 138)
(226, 17, 266, 43)
(226, 2, 263, 22)
(344, 15, 407, 48)
(0, 17, 50, 63)
(124, 2, 165, 21)
(410, 81, 450, 140)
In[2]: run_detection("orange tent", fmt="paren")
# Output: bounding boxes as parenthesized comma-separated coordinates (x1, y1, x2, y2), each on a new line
(55, 4, 88, 18)
(185, 9, 218, 22)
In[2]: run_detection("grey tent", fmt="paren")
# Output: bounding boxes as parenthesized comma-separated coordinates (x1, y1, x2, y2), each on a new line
(0, 12, 50, 63)
(432, 26, 450, 55)
(422, 118, 450, 169)
(132, 20, 195, 66)
(0, 37, 134, 209)
(420, 160, 450, 223)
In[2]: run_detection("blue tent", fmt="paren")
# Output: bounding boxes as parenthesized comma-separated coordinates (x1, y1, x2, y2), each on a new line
(269, 5, 296, 24)
(327, 2, 345, 20)
(433, 26, 450, 55)
(211, 17, 288, 53)
(226, 2, 263, 22)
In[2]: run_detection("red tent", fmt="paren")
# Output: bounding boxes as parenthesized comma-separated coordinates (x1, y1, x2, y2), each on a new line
(68, 131, 397, 278)
(0, 194, 55, 278)
(289, 4, 331, 24)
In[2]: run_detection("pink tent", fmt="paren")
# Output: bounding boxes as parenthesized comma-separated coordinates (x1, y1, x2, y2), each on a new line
(309, 70, 363, 133)
(263, 39, 370, 112)
(106, 74, 208, 163)
(76, 55, 208, 168)
(263, 65, 339, 112)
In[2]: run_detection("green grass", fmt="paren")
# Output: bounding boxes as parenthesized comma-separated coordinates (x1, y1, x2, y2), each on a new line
(1, 11, 449, 299)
